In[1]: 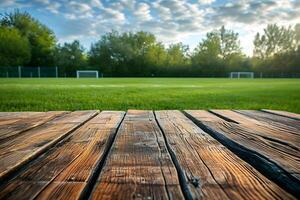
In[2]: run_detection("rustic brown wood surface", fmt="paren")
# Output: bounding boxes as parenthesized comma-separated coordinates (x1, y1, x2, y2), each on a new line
(91, 110, 184, 200)
(0, 111, 68, 141)
(210, 110, 300, 147)
(262, 109, 300, 120)
(0, 110, 98, 181)
(0, 109, 299, 200)
(155, 110, 295, 200)
(234, 110, 300, 131)
(185, 110, 300, 197)
(0, 111, 124, 200)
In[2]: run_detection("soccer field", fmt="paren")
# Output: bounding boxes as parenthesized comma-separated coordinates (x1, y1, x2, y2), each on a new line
(0, 78, 299, 113)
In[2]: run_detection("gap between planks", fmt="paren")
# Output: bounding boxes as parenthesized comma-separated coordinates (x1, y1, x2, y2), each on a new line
(156, 110, 295, 200)
(184, 110, 300, 198)
(89, 110, 184, 200)
(0, 110, 299, 200)
(0, 111, 99, 184)
(0, 111, 125, 200)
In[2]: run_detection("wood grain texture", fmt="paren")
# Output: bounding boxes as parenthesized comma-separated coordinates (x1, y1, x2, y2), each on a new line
(234, 110, 300, 132)
(0, 111, 124, 200)
(210, 110, 300, 148)
(0, 110, 98, 182)
(0, 111, 68, 141)
(91, 110, 184, 200)
(261, 109, 300, 120)
(185, 110, 300, 197)
(156, 110, 295, 200)
(0, 112, 42, 120)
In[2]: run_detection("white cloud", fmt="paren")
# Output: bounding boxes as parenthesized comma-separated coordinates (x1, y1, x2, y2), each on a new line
(112, 0, 136, 10)
(198, 0, 215, 4)
(100, 7, 126, 22)
(133, 2, 152, 21)
(90, 0, 103, 8)
(3, 0, 299, 56)
(32, 0, 50, 4)
(69, 1, 91, 13)
(46, 2, 61, 14)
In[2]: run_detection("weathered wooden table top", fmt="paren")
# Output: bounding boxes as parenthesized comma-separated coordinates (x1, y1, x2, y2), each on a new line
(0, 110, 299, 200)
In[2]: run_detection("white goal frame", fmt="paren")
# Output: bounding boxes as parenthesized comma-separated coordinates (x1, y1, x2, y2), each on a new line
(76, 70, 99, 78)
(230, 72, 254, 78)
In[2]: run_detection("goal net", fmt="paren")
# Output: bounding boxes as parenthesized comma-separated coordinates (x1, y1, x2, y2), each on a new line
(230, 72, 254, 78)
(76, 70, 99, 78)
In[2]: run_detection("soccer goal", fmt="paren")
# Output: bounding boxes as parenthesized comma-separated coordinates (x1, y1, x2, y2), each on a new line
(76, 70, 99, 78)
(230, 72, 254, 78)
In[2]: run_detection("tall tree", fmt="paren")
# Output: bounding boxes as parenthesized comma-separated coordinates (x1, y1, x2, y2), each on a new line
(295, 24, 300, 50)
(253, 24, 299, 74)
(54, 40, 87, 76)
(0, 26, 31, 66)
(219, 25, 242, 60)
(0, 10, 56, 66)
(253, 24, 295, 58)
(166, 43, 189, 67)
(89, 31, 160, 76)
(192, 26, 244, 74)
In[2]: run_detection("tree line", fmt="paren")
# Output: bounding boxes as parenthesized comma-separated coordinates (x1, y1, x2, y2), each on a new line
(0, 10, 299, 77)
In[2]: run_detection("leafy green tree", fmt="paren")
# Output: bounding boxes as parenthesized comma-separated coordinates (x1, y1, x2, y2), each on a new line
(145, 42, 167, 67)
(253, 24, 295, 58)
(1, 10, 56, 66)
(253, 24, 299, 75)
(192, 26, 244, 74)
(295, 24, 300, 50)
(54, 40, 87, 76)
(219, 26, 242, 60)
(89, 31, 161, 76)
(166, 43, 189, 67)
(0, 26, 30, 66)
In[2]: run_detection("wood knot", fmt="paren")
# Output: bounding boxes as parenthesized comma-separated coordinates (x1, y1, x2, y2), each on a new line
(190, 177, 200, 187)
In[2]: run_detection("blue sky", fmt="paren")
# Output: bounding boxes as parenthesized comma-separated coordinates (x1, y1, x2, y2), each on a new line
(1, 0, 299, 55)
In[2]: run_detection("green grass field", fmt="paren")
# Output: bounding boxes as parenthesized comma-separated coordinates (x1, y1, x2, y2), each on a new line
(0, 78, 299, 113)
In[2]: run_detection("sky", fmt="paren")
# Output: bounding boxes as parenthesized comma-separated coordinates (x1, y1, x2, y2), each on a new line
(1, 0, 300, 56)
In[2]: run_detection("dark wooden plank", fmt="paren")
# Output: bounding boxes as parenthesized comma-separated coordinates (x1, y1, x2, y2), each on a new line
(262, 109, 300, 120)
(235, 110, 300, 132)
(156, 110, 295, 200)
(185, 110, 300, 197)
(0, 110, 98, 181)
(0, 111, 125, 200)
(90, 110, 184, 200)
(211, 110, 300, 148)
(0, 111, 68, 141)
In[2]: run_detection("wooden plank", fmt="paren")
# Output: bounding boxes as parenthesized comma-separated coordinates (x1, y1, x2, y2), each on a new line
(235, 110, 300, 132)
(0, 110, 98, 182)
(262, 109, 300, 120)
(48, 110, 98, 123)
(210, 110, 300, 148)
(0, 111, 68, 141)
(90, 110, 184, 200)
(0, 112, 43, 121)
(0, 112, 46, 128)
(0, 111, 125, 200)
(156, 110, 295, 200)
(185, 110, 300, 197)
(0, 112, 42, 120)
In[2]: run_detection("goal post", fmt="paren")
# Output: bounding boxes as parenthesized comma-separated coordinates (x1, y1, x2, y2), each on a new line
(76, 70, 99, 78)
(230, 72, 254, 78)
